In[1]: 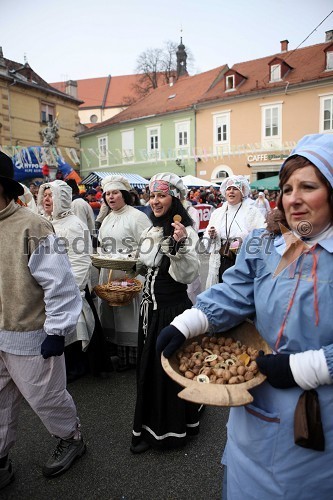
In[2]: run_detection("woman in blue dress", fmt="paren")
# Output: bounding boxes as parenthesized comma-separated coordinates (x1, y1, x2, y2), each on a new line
(157, 134, 333, 499)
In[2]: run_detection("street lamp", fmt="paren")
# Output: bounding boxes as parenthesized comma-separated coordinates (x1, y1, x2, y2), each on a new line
(175, 158, 185, 173)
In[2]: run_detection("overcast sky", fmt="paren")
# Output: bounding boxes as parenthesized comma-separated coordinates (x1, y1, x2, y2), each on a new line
(1, 0, 332, 83)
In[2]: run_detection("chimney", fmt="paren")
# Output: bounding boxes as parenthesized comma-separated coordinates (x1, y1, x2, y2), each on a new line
(24, 63, 32, 82)
(65, 80, 78, 98)
(280, 40, 289, 52)
(325, 30, 333, 42)
(0, 47, 6, 69)
(0, 47, 8, 75)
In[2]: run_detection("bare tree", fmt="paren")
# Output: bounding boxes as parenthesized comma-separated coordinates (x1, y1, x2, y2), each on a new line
(136, 47, 163, 89)
(122, 40, 194, 104)
(160, 41, 178, 84)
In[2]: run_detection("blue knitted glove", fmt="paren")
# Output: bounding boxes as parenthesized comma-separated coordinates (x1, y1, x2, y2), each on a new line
(256, 352, 298, 389)
(41, 335, 65, 359)
(157, 325, 186, 358)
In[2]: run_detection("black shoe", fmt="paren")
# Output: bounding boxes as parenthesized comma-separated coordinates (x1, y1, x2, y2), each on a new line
(43, 437, 86, 478)
(130, 441, 151, 454)
(66, 366, 88, 384)
(0, 459, 14, 490)
(116, 364, 133, 372)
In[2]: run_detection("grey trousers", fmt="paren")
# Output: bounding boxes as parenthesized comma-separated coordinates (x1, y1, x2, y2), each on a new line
(0, 351, 80, 458)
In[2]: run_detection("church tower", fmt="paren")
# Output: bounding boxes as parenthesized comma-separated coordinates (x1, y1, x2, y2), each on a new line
(176, 37, 188, 78)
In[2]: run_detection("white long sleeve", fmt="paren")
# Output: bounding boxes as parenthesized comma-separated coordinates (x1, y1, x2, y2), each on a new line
(28, 234, 82, 336)
(290, 349, 333, 390)
(171, 308, 209, 339)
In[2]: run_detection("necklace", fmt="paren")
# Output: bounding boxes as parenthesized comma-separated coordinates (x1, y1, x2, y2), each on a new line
(225, 203, 242, 241)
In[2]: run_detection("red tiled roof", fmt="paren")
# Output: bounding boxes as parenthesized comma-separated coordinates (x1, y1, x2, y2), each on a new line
(198, 42, 333, 103)
(51, 74, 158, 109)
(88, 66, 227, 131)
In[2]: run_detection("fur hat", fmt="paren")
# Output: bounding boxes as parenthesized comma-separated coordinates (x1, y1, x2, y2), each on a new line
(281, 133, 333, 187)
(149, 172, 186, 200)
(101, 175, 131, 192)
(0, 151, 24, 197)
(220, 175, 250, 198)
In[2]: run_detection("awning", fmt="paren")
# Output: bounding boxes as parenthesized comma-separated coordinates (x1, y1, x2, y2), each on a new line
(81, 171, 149, 188)
(181, 174, 219, 187)
(250, 174, 280, 191)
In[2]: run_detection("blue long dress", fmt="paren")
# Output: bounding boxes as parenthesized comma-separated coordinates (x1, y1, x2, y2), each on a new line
(195, 228, 333, 500)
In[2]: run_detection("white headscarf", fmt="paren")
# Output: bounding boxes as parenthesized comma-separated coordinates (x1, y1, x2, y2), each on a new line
(220, 175, 250, 198)
(101, 175, 131, 192)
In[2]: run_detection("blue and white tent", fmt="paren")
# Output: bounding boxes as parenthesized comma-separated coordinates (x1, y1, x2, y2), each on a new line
(81, 171, 149, 189)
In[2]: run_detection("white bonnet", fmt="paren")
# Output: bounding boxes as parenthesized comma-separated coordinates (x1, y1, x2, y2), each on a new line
(102, 175, 131, 193)
(149, 172, 186, 200)
(220, 175, 250, 198)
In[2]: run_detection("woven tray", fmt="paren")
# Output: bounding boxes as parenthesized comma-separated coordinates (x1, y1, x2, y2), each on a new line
(162, 321, 271, 407)
(93, 278, 142, 307)
(90, 254, 137, 271)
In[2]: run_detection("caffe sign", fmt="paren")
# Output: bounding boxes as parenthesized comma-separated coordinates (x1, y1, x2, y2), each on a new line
(247, 153, 289, 162)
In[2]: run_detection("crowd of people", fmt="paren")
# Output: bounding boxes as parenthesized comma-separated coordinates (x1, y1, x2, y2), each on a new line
(186, 184, 278, 211)
(0, 133, 332, 499)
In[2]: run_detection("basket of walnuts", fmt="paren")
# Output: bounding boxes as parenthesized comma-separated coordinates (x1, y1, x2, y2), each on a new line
(161, 321, 271, 407)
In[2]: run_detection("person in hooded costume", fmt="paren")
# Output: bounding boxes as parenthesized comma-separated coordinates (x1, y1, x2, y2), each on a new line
(38, 180, 112, 380)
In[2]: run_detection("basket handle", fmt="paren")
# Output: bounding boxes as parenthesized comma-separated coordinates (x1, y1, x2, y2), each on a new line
(107, 269, 113, 284)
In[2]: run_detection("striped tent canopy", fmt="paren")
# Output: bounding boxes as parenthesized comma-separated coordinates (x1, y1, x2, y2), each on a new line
(81, 171, 149, 188)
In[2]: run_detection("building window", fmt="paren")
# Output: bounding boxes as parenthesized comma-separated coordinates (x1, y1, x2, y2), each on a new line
(121, 129, 134, 163)
(261, 103, 282, 147)
(90, 114, 98, 123)
(270, 64, 281, 82)
(326, 51, 333, 71)
(265, 107, 279, 136)
(98, 136, 108, 166)
(226, 75, 235, 90)
(147, 126, 160, 160)
(216, 171, 228, 178)
(175, 121, 190, 157)
(213, 112, 230, 155)
(41, 103, 55, 123)
(320, 95, 333, 132)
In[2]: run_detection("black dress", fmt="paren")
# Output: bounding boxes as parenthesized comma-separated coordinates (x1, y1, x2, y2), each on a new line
(132, 264, 203, 450)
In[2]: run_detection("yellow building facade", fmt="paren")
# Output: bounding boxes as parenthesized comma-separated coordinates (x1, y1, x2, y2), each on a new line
(0, 48, 82, 168)
(194, 36, 333, 183)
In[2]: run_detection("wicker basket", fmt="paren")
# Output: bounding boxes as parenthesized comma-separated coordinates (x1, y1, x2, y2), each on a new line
(90, 254, 137, 271)
(93, 277, 142, 307)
